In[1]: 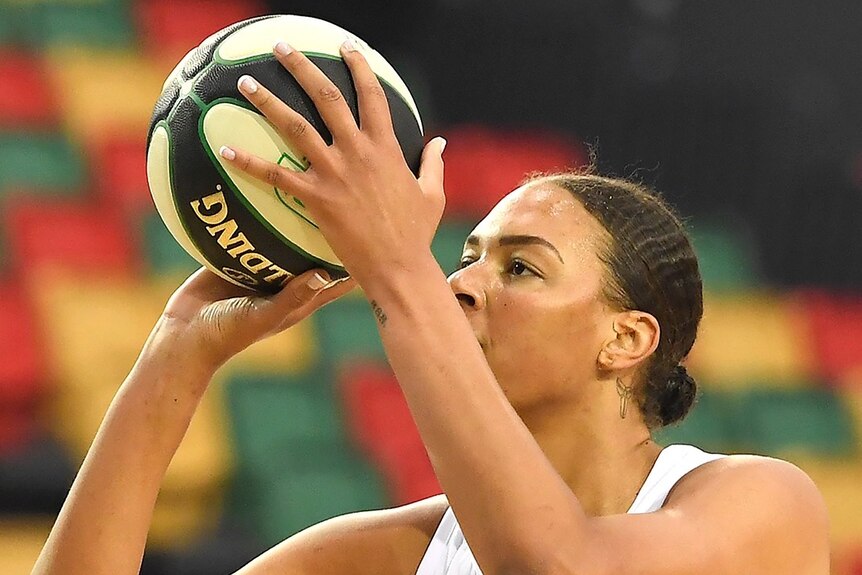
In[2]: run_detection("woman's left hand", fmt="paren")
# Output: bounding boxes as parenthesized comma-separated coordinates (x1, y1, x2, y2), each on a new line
(218, 39, 447, 287)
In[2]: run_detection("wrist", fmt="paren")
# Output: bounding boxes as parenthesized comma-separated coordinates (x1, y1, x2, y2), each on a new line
(136, 317, 219, 392)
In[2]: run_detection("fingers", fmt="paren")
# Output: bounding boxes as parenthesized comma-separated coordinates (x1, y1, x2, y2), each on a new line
(272, 41, 359, 143)
(339, 40, 394, 138)
(218, 145, 315, 204)
(236, 75, 330, 169)
(418, 137, 447, 208)
(271, 271, 357, 332)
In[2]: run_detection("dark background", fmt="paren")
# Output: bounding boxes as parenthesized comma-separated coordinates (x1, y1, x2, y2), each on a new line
(270, 0, 862, 289)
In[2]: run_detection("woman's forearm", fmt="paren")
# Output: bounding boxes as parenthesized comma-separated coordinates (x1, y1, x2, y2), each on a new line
(32, 319, 215, 575)
(362, 255, 587, 574)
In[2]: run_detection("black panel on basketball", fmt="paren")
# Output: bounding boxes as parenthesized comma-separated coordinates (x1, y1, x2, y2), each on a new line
(146, 15, 424, 293)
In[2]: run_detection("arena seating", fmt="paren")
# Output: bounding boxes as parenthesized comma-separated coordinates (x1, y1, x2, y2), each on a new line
(0, 0, 858, 573)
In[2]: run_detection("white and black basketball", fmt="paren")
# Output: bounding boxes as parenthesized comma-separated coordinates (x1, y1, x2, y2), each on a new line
(146, 15, 424, 293)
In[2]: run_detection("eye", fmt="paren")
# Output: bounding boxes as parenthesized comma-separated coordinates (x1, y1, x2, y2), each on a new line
(458, 256, 476, 270)
(507, 258, 535, 277)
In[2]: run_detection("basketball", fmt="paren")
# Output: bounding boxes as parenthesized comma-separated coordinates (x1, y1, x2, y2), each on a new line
(146, 15, 424, 293)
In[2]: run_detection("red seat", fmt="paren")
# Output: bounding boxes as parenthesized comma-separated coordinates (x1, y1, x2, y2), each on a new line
(0, 51, 59, 129)
(135, 0, 267, 62)
(89, 136, 153, 216)
(442, 126, 588, 218)
(339, 363, 441, 504)
(2, 196, 140, 277)
(797, 291, 862, 384)
(0, 281, 44, 407)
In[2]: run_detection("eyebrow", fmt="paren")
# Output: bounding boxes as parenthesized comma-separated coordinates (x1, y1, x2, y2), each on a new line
(465, 234, 565, 263)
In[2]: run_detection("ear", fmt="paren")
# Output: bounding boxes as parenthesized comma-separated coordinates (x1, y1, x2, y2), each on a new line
(596, 311, 661, 372)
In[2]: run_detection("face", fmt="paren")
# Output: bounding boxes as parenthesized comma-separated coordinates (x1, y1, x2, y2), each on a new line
(447, 182, 619, 411)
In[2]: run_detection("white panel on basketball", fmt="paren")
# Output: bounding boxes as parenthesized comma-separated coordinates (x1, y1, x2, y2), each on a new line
(146, 124, 248, 288)
(214, 15, 423, 131)
(201, 102, 342, 266)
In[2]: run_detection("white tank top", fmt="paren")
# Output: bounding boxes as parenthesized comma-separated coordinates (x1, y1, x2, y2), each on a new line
(415, 444, 726, 575)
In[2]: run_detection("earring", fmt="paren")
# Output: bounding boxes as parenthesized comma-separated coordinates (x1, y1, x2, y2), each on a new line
(616, 377, 633, 419)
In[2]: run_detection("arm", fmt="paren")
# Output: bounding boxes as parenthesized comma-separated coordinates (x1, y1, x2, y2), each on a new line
(234, 495, 448, 575)
(31, 268, 356, 575)
(221, 44, 830, 575)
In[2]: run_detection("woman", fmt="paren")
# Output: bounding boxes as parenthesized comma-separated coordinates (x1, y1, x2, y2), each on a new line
(33, 40, 829, 575)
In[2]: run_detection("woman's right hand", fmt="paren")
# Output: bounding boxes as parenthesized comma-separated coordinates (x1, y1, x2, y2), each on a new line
(152, 267, 356, 372)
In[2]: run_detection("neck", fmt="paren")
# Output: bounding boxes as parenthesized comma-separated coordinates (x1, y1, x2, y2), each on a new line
(516, 390, 662, 517)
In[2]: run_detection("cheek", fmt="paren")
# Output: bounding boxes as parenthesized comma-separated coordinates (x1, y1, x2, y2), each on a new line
(487, 292, 605, 380)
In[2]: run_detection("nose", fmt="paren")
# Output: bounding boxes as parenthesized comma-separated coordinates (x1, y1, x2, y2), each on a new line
(447, 265, 486, 311)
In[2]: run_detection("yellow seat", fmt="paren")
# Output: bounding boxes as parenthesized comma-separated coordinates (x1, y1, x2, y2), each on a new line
(0, 518, 52, 575)
(790, 456, 862, 549)
(30, 271, 234, 546)
(45, 48, 171, 145)
(687, 292, 816, 388)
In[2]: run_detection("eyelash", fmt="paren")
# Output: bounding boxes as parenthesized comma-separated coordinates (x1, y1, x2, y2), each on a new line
(457, 257, 536, 277)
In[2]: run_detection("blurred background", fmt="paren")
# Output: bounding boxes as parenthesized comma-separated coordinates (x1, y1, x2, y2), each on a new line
(0, 0, 860, 573)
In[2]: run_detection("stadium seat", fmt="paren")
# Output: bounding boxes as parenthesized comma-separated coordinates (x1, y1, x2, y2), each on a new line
(687, 292, 816, 387)
(225, 317, 319, 376)
(0, 132, 85, 195)
(245, 448, 388, 546)
(225, 372, 348, 470)
(338, 363, 441, 504)
(0, 281, 44, 409)
(0, 51, 59, 128)
(441, 125, 587, 218)
(89, 135, 152, 215)
(653, 390, 739, 454)
(134, 0, 267, 62)
(0, 517, 53, 575)
(225, 371, 388, 544)
(797, 291, 862, 383)
(432, 220, 477, 275)
(736, 388, 857, 457)
(2, 196, 140, 276)
(313, 296, 387, 364)
(45, 48, 168, 145)
(140, 211, 200, 276)
(791, 457, 862, 549)
(23, 0, 135, 49)
(30, 273, 232, 547)
(688, 220, 761, 292)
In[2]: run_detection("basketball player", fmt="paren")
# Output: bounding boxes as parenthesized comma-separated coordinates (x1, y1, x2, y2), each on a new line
(32, 40, 829, 575)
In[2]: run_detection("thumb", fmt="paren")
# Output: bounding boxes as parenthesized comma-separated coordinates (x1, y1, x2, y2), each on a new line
(269, 269, 331, 317)
(418, 136, 446, 208)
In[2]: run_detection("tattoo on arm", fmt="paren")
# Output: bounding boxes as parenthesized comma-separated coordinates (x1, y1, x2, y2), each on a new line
(370, 300, 388, 327)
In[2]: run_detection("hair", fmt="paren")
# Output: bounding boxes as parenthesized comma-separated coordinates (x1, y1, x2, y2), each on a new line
(525, 171, 703, 429)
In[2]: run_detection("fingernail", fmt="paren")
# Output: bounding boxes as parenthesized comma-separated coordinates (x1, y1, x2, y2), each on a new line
(306, 272, 328, 290)
(341, 38, 357, 52)
(274, 41, 293, 56)
(219, 146, 236, 160)
(238, 75, 258, 94)
(438, 137, 447, 154)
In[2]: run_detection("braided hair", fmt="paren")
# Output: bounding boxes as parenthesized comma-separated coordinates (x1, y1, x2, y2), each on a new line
(527, 172, 703, 429)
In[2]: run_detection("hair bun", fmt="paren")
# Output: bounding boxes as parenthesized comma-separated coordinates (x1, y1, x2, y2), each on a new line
(658, 365, 697, 427)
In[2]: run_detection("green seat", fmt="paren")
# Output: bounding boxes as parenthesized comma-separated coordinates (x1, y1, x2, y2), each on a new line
(432, 220, 476, 275)
(23, 1, 134, 49)
(0, 132, 85, 194)
(736, 387, 857, 457)
(225, 372, 347, 472)
(233, 448, 387, 545)
(141, 212, 199, 275)
(313, 296, 386, 364)
(689, 220, 760, 292)
(224, 372, 387, 544)
(654, 390, 738, 453)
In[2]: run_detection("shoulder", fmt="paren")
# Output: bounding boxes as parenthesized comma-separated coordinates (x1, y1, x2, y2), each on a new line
(665, 454, 829, 565)
(235, 494, 449, 575)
